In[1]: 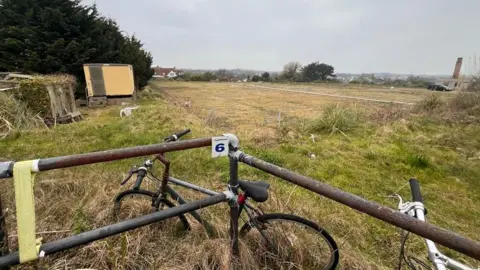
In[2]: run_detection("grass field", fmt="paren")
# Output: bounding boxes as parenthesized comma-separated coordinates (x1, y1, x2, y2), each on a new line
(0, 81, 479, 269)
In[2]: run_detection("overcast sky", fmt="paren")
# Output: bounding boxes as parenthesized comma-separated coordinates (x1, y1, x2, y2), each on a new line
(82, 0, 479, 75)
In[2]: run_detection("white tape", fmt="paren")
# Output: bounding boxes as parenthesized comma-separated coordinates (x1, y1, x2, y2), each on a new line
(223, 190, 235, 200)
(39, 250, 45, 258)
(31, 160, 40, 173)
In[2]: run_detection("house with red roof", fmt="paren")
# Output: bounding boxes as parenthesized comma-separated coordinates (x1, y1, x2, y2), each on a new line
(153, 66, 184, 78)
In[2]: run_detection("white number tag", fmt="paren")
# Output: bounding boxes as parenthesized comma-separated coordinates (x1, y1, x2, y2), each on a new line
(212, 136, 229, 158)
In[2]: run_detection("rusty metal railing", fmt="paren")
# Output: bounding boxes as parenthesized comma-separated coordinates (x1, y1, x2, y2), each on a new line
(238, 152, 480, 261)
(0, 136, 479, 265)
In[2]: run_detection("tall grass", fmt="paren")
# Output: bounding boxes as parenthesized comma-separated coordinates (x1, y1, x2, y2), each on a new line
(414, 94, 445, 113)
(449, 92, 480, 113)
(309, 103, 360, 134)
(0, 92, 44, 137)
(0, 81, 479, 269)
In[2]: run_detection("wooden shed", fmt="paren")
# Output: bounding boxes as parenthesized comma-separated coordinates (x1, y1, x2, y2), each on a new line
(83, 64, 135, 107)
(10, 74, 81, 125)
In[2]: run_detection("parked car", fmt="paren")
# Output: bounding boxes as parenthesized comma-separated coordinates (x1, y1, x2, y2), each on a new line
(426, 83, 451, 91)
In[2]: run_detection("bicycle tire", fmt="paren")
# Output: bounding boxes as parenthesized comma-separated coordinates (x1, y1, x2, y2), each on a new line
(240, 213, 339, 270)
(113, 189, 190, 230)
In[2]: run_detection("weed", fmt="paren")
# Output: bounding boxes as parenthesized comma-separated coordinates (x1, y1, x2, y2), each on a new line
(414, 94, 445, 113)
(309, 103, 360, 134)
(0, 93, 44, 137)
(72, 207, 91, 234)
(448, 92, 480, 113)
(407, 154, 430, 169)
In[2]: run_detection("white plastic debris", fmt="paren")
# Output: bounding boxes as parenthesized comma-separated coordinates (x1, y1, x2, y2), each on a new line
(120, 106, 139, 117)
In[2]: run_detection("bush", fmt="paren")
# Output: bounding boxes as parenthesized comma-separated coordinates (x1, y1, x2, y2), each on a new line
(414, 94, 445, 113)
(449, 92, 480, 112)
(309, 104, 360, 134)
(467, 76, 480, 92)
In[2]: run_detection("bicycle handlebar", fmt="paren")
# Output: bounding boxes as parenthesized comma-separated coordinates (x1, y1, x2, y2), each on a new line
(132, 168, 147, 190)
(409, 178, 424, 203)
(120, 169, 135, 185)
(121, 129, 191, 188)
(164, 129, 191, 142)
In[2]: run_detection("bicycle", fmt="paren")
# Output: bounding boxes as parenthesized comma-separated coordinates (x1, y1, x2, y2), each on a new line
(395, 179, 478, 270)
(113, 130, 340, 269)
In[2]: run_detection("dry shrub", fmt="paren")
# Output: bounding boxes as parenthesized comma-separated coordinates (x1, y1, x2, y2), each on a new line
(0, 92, 44, 137)
(369, 104, 409, 124)
(309, 103, 360, 134)
(449, 92, 480, 113)
(412, 92, 480, 124)
(466, 76, 480, 92)
(414, 94, 445, 113)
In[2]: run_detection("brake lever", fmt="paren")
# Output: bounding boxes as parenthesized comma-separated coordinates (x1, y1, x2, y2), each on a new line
(386, 194, 404, 211)
(120, 167, 138, 185)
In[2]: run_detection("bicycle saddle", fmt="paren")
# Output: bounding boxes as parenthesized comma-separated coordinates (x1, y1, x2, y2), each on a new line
(238, 180, 270, 202)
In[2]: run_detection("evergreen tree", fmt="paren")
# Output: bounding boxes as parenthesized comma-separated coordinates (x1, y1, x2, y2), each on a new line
(0, 0, 153, 92)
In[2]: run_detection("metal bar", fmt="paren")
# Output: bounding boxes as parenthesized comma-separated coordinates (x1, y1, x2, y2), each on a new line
(37, 138, 211, 172)
(239, 153, 480, 261)
(229, 156, 240, 256)
(0, 138, 211, 179)
(165, 185, 206, 224)
(168, 176, 219, 196)
(165, 186, 216, 236)
(0, 193, 227, 268)
(168, 176, 257, 215)
(0, 193, 8, 270)
(157, 154, 170, 195)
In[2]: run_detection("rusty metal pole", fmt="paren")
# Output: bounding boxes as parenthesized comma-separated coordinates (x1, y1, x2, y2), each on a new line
(239, 153, 480, 261)
(0, 138, 212, 178)
(0, 193, 8, 270)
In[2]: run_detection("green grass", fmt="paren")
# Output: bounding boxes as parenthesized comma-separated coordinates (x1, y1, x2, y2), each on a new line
(0, 82, 479, 269)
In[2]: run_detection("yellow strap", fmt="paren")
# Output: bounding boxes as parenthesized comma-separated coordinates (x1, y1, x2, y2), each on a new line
(13, 161, 42, 263)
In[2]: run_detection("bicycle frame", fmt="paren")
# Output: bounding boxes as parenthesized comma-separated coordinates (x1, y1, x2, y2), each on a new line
(411, 203, 474, 270)
(1, 135, 479, 267)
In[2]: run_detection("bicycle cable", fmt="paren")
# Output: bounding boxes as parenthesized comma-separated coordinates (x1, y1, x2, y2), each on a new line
(398, 230, 433, 270)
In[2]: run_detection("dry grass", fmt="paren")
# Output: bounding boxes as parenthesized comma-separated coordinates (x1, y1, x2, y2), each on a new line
(0, 81, 478, 269)
(0, 93, 45, 138)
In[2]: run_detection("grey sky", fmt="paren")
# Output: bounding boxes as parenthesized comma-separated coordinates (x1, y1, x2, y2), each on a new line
(82, 0, 479, 74)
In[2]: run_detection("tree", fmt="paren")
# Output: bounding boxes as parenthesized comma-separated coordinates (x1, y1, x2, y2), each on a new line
(261, 72, 270, 82)
(0, 0, 154, 93)
(301, 62, 335, 81)
(251, 75, 261, 82)
(281, 62, 302, 81)
(202, 72, 217, 81)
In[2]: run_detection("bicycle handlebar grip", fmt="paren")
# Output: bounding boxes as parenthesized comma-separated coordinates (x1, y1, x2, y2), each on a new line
(132, 169, 147, 190)
(409, 178, 424, 203)
(120, 172, 133, 185)
(174, 129, 191, 140)
(164, 129, 191, 142)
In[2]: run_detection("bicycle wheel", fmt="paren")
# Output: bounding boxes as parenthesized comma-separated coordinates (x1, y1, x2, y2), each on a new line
(113, 189, 190, 231)
(240, 213, 339, 270)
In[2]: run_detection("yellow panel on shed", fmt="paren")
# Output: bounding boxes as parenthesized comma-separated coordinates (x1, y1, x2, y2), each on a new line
(101, 65, 135, 96)
(83, 65, 93, 96)
(83, 64, 135, 97)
